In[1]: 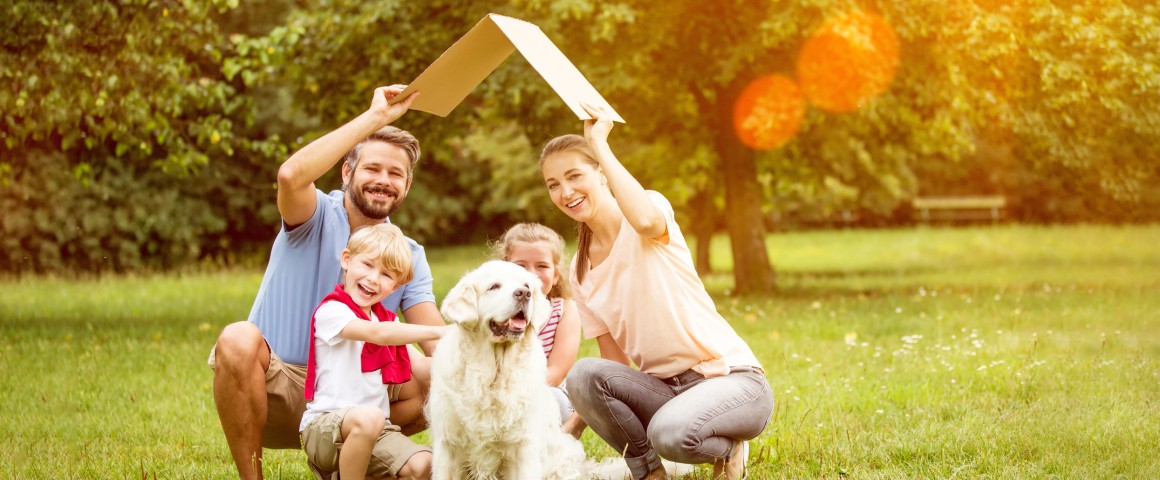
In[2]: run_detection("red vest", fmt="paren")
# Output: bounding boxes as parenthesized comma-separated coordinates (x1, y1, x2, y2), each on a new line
(305, 284, 412, 400)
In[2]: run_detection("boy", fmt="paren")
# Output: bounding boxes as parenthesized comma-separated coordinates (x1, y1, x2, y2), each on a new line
(301, 223, 449, 480)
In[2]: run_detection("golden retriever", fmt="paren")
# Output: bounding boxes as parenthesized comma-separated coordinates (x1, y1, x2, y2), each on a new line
(428, 260, 590, 480)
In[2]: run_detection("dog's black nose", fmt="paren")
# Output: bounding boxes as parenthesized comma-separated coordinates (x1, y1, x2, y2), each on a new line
(514, 287, 530, 300)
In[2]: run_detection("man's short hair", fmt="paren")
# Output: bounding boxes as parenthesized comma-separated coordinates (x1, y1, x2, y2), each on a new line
(343, 126, 421, 180)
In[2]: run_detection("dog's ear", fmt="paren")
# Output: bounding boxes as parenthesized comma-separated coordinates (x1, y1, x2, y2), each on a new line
(440, 276, 480, 328)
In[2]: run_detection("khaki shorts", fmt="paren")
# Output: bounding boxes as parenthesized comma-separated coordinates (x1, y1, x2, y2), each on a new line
(301, 407, 431, 479)
(207, 343, 404, 449)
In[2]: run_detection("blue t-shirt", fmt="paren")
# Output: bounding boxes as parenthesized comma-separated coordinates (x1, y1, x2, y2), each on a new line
(247, 190, 435, 366)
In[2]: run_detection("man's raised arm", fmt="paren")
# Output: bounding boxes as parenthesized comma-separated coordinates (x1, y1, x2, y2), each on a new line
(276, 85, 418, 227)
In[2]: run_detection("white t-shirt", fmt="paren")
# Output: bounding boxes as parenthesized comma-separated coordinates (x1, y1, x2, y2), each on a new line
(299, 300, 391, 431)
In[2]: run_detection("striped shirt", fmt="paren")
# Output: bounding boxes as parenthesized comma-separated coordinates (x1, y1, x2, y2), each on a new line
(539, 297, 564, 357)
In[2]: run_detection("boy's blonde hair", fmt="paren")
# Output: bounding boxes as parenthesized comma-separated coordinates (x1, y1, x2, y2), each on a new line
(347, 223, 414, 284)
(491, 223, 571, 299)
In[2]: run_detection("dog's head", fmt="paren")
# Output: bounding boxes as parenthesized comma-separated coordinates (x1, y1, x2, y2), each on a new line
(441, 260, 550, 343)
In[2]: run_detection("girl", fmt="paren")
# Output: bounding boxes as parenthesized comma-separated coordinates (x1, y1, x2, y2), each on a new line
(492, 222, 587, 438)
(539, 103, 774, 480)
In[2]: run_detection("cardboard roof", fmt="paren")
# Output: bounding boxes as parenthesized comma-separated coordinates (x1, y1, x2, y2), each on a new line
(391, 14, 624, 123)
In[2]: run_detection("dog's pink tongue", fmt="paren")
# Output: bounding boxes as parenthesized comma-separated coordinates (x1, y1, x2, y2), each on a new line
(509, 318, 528, 330)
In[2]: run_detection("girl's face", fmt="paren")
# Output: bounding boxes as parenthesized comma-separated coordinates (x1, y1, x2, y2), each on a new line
(507, 241, 557, 296)
(541, 151, 605, 223)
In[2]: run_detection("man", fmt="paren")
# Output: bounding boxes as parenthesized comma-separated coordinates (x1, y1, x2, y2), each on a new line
(210, 85, 443, 479)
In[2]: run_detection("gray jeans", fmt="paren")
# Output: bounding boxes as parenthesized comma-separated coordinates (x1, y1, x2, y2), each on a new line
(568, 358, 774, 479)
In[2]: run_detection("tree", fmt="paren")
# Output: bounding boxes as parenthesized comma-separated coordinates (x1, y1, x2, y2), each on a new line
(510, 0, 1160, 292)
(0, 1, 287, 272)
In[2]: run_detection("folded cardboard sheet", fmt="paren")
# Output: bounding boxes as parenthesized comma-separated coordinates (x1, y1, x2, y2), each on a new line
(392, 14, 624, 123)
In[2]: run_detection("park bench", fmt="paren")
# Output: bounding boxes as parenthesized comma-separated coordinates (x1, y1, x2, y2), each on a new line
(912, 195, 1007, 223)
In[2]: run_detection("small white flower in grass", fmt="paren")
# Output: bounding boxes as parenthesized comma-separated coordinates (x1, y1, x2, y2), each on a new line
(876, 409, 884, 414)
(994, 294, 1001, 301)
(895, 307, 903, 314)
(977, 365, 987, 371)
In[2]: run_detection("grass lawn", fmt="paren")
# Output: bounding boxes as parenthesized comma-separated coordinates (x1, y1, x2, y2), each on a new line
(1, 224, 1158, 478)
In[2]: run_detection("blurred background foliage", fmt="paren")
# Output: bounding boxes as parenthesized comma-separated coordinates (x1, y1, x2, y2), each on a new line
(2, 0, 1158, 291)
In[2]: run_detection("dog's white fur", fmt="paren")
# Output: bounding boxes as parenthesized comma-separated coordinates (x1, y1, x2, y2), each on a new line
(428, 261, 590, 480)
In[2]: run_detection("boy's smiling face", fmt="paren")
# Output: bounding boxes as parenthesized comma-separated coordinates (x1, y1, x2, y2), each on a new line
(340, 249, 401, 313)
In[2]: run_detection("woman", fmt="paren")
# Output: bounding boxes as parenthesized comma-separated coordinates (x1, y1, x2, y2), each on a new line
(540, 103, 774, 480)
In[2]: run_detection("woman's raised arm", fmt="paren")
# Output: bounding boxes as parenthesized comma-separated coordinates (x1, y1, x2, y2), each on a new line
(580, 102, 667, 240)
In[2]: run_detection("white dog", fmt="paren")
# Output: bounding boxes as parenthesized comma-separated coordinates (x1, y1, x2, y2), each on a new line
(428, 261, 591, 480)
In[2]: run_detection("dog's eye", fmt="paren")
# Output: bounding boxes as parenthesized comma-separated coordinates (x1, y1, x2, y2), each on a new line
(487, 283, 501, 291)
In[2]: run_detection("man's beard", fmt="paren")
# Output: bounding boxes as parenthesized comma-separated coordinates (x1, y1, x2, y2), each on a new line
(347, 183, 404, 220)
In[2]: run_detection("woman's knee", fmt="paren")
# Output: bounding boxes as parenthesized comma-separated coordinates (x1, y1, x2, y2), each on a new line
(646, 413, 694, 458)
(567, 357, 605, 386)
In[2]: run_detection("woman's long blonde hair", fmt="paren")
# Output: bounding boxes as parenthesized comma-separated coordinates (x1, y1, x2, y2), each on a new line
(492, 223, 571, 299)
(539, 134, 600, 284)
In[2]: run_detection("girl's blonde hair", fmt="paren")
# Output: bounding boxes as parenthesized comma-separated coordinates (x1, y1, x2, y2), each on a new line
(492, 222, 571, 299)
(346, 223, 414, 285)
(539, 134, 600, 284)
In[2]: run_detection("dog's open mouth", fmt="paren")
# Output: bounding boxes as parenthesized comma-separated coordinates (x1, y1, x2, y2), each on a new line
(489, 308, 528, 338)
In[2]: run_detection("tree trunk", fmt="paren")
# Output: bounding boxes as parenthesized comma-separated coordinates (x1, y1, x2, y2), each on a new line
(688, 190, 715, 276)
(710, 79, 778, 294)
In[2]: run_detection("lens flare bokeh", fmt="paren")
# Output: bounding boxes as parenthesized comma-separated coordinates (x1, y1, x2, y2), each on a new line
(797, 12, 900, 112)
(732, 74, 806, 151)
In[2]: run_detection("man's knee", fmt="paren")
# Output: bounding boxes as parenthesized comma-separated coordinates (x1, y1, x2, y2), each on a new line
(398, 451, 432, 479)
(214, 322, 266, 371)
